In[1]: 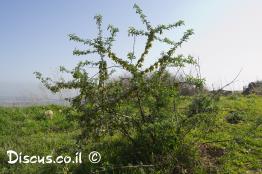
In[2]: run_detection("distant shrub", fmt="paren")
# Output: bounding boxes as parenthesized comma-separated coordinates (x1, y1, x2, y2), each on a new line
(227, 92, 242, 100)
(188, 94, 217, 117)
(225, 111, 245, 124)
(243, 81, 262, 95)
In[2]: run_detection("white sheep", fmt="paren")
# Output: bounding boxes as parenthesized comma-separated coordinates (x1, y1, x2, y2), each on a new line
(44, 110, 54, 119)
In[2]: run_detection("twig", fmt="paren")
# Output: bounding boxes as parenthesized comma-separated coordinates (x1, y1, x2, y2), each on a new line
(212, 68, 243, 97)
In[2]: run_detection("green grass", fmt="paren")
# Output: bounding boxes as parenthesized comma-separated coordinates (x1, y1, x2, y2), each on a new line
(0, 105, 80, 173)
(190, 95, 262, 173)
(0, 96, 261, 173)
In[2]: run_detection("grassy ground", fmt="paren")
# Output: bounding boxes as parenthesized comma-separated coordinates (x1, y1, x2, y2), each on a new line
(0, 95, 261, 173)
(0, 105, 80, 173)
(190, 95, 262, 173)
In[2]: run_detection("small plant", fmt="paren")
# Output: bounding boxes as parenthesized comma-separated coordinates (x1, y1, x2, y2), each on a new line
(225, 110, 245, 124)
(188, 94, 217, 117)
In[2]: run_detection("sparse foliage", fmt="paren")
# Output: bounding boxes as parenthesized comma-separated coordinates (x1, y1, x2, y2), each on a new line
(35, 4, 217, 173)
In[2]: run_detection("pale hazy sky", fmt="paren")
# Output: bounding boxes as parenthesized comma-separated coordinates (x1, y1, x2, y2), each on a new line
(0, 0, 262, 97)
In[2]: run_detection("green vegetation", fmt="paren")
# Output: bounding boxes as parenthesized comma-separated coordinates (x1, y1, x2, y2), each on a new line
(0, 96, 261, 173)
(1, 4, 261, 174)
(0, 105, 80, 173)
(34, 3, 208, 173)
